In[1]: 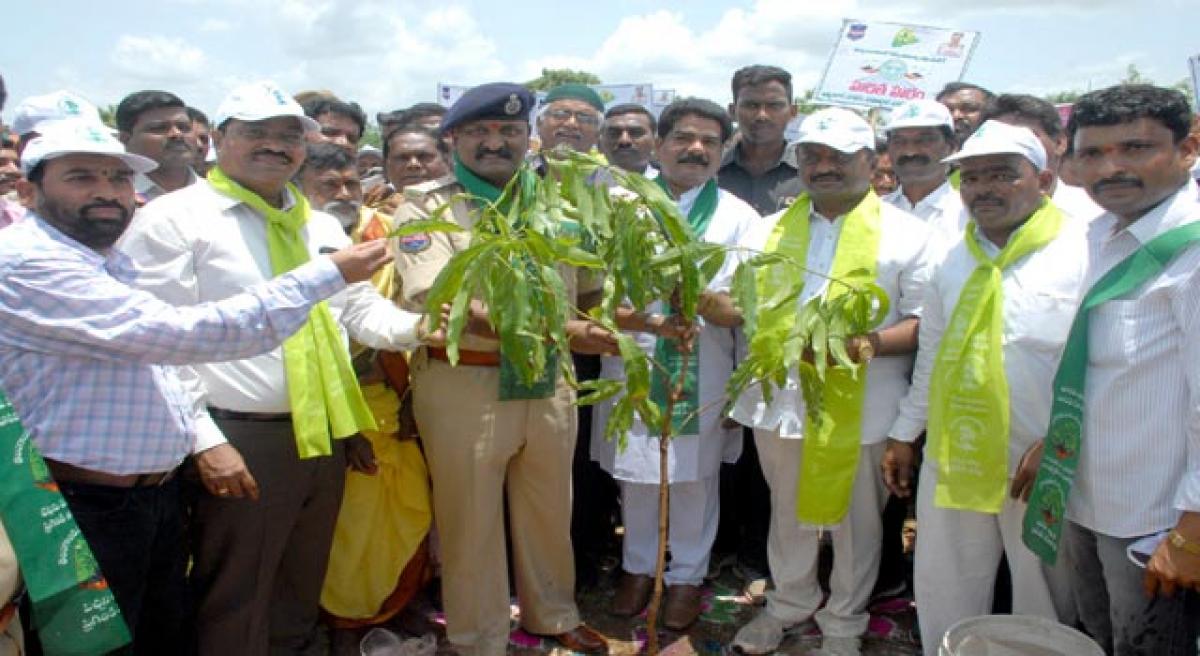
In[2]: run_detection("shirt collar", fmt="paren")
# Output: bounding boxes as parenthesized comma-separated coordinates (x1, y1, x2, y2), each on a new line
(201, 178, 299, 213)
(134, 168, 198, 198)
(677, 179, 715, 214)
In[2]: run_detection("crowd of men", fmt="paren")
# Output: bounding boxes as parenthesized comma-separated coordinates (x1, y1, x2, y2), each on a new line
(0, 62, 1197, 656)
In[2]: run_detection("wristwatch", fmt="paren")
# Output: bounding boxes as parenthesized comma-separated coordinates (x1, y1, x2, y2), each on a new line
(1169, 529, 1200, 556)
(645, 312, 666, 335)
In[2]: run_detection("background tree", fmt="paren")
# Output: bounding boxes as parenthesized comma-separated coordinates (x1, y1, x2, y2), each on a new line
(525, 68, 602, 91)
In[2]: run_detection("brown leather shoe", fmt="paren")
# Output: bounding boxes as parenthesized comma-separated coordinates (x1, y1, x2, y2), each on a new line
(549, 624, 608, 654)
(662, 584, 704, 631)
(611, 572, 654, 616)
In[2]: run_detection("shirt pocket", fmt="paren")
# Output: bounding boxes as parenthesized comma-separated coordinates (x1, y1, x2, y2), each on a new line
(1005, 291, 1077, 352)
(1087, 298, 1167, 368)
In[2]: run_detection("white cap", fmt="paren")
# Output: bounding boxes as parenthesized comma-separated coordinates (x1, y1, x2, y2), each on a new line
(20, 119, 158, 176)
(797, 108, 874, 154)
(943, 120, 1047, 171)
(11, 90, 103, 136)
(213, 81, 320, 133)
(885, 99, 953, 133)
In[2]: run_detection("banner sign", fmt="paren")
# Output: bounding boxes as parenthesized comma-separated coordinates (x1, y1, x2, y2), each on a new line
(813, 19, 980, 109)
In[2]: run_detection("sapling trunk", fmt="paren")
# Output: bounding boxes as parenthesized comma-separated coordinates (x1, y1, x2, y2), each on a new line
(643, 345, 690, 655)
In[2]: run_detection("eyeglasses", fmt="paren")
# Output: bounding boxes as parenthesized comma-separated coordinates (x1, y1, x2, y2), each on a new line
(545, 109, 600, 127)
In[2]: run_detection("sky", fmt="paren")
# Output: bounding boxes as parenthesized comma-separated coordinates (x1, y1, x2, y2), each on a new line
(2, 0, 1196, 121)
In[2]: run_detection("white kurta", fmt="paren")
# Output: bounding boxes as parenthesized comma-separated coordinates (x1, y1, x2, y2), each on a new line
(883, 179, 968, 256)
(590, 186, 757, 484)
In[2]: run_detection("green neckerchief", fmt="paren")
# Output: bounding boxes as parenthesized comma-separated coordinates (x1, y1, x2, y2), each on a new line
(929, 199, 1063, 514)
(758, 192, 883, 526)
(649, 178, 719, 433)
(454, 156, 556, 400)
(0, 390, 131, 654)
(949, 168, 962, 190)
(206, 167, 375, 457)
(1023, 218, 1200, 564)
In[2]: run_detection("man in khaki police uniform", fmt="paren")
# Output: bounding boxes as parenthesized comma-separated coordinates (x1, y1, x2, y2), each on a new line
(391, 82, 611, 656)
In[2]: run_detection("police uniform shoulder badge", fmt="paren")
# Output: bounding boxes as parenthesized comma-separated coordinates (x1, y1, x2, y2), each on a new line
(504, 93, 522, 116)
(397, 231, 432, 253)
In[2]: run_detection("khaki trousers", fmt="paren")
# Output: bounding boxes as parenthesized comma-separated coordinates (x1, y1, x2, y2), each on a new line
(412, 355, 580, 656)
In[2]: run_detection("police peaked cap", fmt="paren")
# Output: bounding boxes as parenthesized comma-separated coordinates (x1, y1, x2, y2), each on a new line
(439, 82, 535, 134)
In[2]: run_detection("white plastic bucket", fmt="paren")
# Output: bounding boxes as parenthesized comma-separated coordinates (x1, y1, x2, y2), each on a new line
(938, 614, 1104, 656)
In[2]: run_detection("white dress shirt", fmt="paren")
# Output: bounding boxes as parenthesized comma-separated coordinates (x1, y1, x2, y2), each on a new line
(889, 212, 1090, 476)
(1071, 179, 1200, 537)
(726, 197, 933, 442)
(135, 167, 198, 204)
(883, 179, 968, 255)
(119, 180, 423, 451)
(591, 186, 754, 483)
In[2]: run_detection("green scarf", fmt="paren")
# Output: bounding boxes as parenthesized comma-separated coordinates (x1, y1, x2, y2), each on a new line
(1023, 218, 1200, 564)
(757, 192, 883, 525)
(206, 167, 375, 458)
(929, 200, 1063, 514)
(649, 178, 719, 433)
(0, 390, 131, 654)
(453, 156, 556, 400)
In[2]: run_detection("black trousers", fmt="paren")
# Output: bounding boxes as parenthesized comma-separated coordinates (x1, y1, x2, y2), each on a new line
(58, 478, 188, 655)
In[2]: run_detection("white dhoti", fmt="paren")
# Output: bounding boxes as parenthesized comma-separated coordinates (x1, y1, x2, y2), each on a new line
(619, 475, 720, 585)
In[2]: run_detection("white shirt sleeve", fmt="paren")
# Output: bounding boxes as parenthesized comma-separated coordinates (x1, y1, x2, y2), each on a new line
(1173, 264, 1200, 513)
(340, 281, 424, 350)
(889, 259, 946, 442)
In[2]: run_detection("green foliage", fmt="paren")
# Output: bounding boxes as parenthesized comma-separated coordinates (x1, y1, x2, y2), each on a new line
(525, 68, 602, 92)
(391, 149, 888, 448)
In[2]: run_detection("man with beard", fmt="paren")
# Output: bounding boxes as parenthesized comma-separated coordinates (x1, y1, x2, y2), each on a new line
(598, 103, 657, 176)
(116, 91, 198, 204)
(719, 65, 803, 215)
(534, 82, 617, 591)
(0, 118, 399, 653)
(730, 108, 932, 656)
(1021, 84, 1200, 655)
(882, 99, 969, 254)
(981, 94, 1103, 222)
(882, 122, 1086, 654)
(391, 82, 611, 655)
(936, 82, 994, 149)
(535, 83, 604, 161)
(295, 142, 362, 233)
(119, 81, 436, 655)
(295, 144, 436, 649)
(592, 98, 757, 629)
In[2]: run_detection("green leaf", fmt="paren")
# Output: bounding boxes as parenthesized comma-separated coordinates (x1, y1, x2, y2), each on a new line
(576, 378, 625, 406)
(387, 218, 464, 238)
(731, 262, 758, 338)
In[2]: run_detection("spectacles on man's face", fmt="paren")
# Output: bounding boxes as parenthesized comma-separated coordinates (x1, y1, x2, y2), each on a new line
(546, 109, 601, 127)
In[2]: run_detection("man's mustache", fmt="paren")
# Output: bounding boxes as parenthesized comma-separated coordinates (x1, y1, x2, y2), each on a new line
(252, 148, 293, 163)
(809, 171, 844, 183)
(677, 154, 708, 165)
(896, 154, 931, 167)
(1092, 175, 1144, 194)
(80, 200, 131, 221)
(968, 194, 1006, 211)
(476, 147, 513, 160)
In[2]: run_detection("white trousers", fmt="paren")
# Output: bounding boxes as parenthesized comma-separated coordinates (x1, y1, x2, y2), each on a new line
(620, 475, 720, 586)
(754, 429, 887, 638)
(914, 460, 1060, 656)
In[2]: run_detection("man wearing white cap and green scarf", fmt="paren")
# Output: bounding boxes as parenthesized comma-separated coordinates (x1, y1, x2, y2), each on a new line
(882, 120, 1087, 654)
(120, 81, 434, 655)
(730, 108, 933, 655)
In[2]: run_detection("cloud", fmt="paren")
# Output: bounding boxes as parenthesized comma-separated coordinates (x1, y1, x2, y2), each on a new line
(110, 35, 208, 82)
(198, 18, 234, 33)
